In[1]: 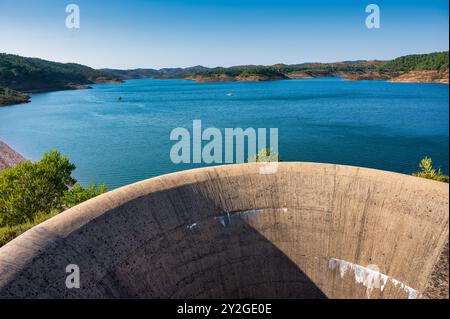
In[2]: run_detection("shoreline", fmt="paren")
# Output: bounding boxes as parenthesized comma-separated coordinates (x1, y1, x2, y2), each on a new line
(1, 79, 125, 107)
(0, 140, 26, 171)
(23, 79, 124, 94)
(171, 72, 450, 84)
(1, 74, 448, 107)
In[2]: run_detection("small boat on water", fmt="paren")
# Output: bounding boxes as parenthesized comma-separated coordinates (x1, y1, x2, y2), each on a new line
(226, 92, 233, 96)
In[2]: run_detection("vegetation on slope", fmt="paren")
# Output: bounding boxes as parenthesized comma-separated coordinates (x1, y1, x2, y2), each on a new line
(187, 52, 448, 83)
(104, 53, 449, 83)
(272, 61, 380, 78)
(186, 66, 289, 82)
(186, 62, 382, 82)
(101, 68, 161, 79)
(0, 150, 107, 246)
(0, 86, 30, 105)
(0, 51, 447, 106)
(378, 51, 449, 72)
(102, 65, 210, 79)
(0, 53, 121, 92)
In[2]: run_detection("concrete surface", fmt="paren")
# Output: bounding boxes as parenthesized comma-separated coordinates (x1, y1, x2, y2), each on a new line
(0, 162, 448, 298)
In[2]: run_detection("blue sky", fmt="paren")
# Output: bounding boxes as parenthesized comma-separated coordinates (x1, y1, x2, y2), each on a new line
(0, 0, 448, 69)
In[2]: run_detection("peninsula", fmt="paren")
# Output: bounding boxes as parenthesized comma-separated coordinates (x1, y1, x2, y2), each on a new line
(0, 53, 123, 106)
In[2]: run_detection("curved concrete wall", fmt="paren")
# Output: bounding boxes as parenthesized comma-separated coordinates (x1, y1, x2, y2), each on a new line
(0, 163, 448, 299)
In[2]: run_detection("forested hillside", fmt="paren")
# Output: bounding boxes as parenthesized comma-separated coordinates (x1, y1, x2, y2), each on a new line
(378, 51, 449, 72)
(0, 54, 121, 92)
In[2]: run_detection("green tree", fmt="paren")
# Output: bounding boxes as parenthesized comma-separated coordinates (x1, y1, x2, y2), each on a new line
(0, 150, 76, 226)
(412, 157, 449, 183)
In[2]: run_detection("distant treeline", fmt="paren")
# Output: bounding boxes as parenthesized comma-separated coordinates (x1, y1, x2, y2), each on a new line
(195, 61, 380, 78)
(378, 51, 449, 72)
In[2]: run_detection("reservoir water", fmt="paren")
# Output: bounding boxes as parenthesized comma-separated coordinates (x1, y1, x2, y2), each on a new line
(0, 78, 448, 189)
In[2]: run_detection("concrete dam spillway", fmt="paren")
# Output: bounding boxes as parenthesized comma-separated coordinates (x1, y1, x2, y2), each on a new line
(0, 163, 448, 298)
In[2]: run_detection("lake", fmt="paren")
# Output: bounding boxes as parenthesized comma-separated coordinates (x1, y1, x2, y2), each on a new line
(0, 78, 448, 189)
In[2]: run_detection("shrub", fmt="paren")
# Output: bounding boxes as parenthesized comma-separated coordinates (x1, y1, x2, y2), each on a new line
(0, 150, 76, 226)
(0, 150, 108, 246)
(248, 148, 281, 163)
(412, 157, 449, 183)
(63, 183, 107, 208)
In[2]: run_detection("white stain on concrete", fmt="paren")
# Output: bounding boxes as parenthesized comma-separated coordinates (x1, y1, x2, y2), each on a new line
(187, 222, 198, 230)
(215, 209, 264, 227)
(329, 258, 419, 299)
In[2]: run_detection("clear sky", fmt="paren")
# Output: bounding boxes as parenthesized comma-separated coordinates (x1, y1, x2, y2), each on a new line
(0, 0, 448, 69)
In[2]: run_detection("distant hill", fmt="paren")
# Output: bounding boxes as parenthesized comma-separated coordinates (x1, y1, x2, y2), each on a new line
(0, 53, 122, 93)
(367, 52, 449, 84)
(378, 51, 449, 72)
(184, 53, 448, 83)
(183, 60, 388, 82)
(185, 66, 290, 82)
(102, 65, 210, 79)
(100, 68, 161, 79)
(0, 51, 448, 106)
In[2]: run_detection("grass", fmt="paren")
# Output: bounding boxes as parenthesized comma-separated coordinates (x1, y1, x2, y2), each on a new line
(0, 210, 60, 247)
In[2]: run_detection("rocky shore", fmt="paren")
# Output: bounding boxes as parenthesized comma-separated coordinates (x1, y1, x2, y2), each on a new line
(389, 69, 449, 84)
(186, 69, 449, 84)
(344, 70, 449, 84)
(0, 140, 26, 171)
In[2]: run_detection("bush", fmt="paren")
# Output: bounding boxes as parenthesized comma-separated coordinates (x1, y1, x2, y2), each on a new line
(63, 183, 107, 207)
(412, 157, 449, 183)
(0, 150, 76, 226)
(248, 148, 281, 163)
(0, 150, 107, 246)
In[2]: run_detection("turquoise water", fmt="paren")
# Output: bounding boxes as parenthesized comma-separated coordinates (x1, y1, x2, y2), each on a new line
(0, 78, 448, 189)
